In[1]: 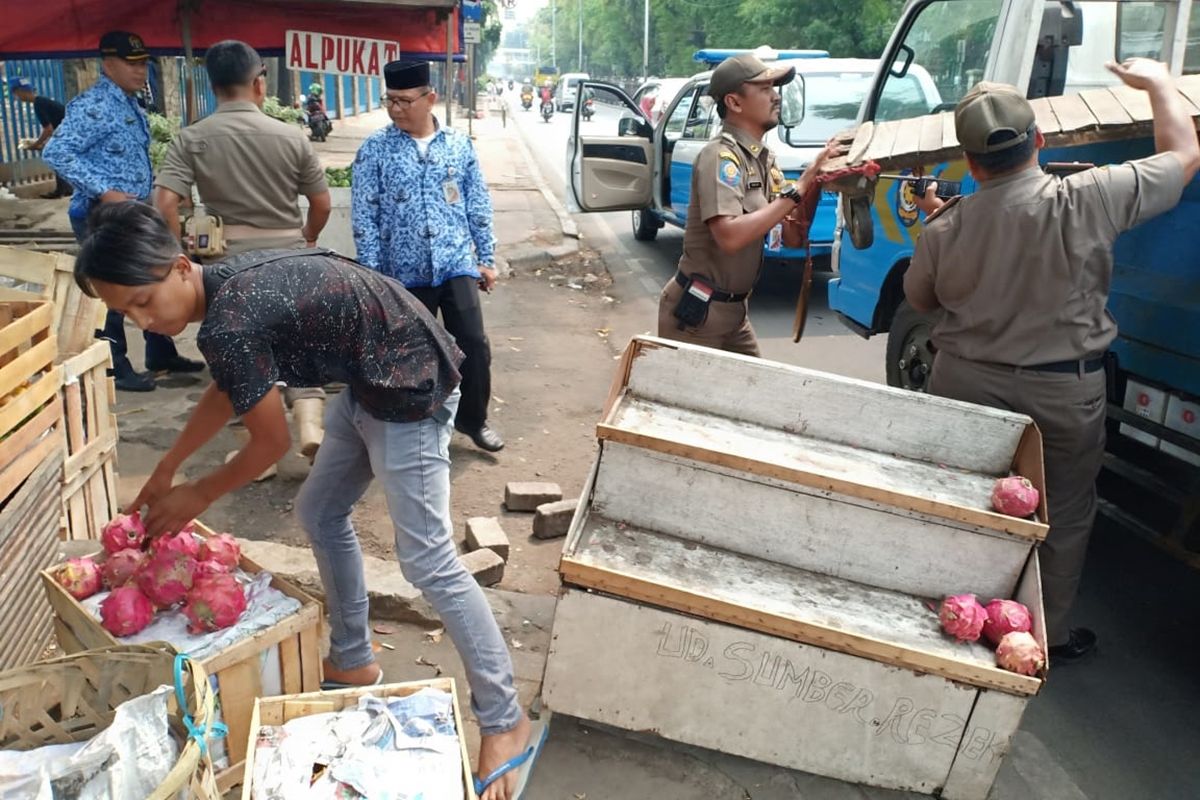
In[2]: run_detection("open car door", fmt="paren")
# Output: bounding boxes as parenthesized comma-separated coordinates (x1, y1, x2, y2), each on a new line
(565, 81, 654, 213)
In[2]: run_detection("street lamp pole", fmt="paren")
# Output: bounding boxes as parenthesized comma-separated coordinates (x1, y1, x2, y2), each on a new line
(642, 0, 650, 81)
(578, 0, 583, 70)
(552, 0, 557, 69)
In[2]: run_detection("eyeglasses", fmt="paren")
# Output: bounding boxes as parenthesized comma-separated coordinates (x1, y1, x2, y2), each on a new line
(257, 65, 268, 79)
(382, 90, 431, 109)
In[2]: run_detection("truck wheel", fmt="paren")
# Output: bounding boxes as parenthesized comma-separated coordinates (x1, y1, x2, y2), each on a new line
(886, 300, 939, 392)
(632, 208, 660, 241)
(845, 194, 874, 250)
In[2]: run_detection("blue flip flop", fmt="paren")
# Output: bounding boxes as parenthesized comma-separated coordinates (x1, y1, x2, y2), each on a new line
(473, 712, 552, 798)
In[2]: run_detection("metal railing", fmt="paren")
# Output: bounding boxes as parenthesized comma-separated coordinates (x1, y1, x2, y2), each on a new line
(0, 58, 68, 186)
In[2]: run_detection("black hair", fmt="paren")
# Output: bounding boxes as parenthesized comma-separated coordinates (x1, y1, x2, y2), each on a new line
(967, 126, 1037, 174)
(205, 40, 262, 91)
(74, 202, 183, 297)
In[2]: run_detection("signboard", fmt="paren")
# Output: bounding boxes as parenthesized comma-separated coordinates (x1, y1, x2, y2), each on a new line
(286, 30, 403, 77)
(463, 22, 482, 45)
(461, 0, 483, 22)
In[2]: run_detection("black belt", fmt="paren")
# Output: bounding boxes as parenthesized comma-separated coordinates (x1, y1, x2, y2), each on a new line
(1017, 358, 1104, 374)
(675, 272, 748, 303)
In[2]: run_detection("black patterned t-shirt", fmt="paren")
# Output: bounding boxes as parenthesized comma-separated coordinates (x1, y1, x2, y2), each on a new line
(197, 249, 463, 422)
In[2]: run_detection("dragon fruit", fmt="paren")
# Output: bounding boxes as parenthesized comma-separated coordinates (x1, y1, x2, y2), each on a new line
(199, 533, 240, 570)
(56, 557, 102, 600)
(982, 599, 1034, 646)
(939, 593, 988, 642)
(100, 586, 155, 637)
(150, 530, 202, 560)
(183, 574, 247, 634)
(137, 550, 197, 609)
(995, 631, 1045, 676)
(193, 558, 232, 580)
(101, 511, 147, 554)
(100, 549, 148, 589)
(991, 476, 1040, 518)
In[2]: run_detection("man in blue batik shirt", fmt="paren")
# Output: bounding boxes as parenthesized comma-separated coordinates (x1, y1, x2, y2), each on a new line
(352, 60, 504, 452)
(44, 30, 203, 392)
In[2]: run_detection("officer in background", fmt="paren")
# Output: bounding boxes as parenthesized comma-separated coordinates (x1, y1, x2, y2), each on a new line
(905, 59, 1199, 663)
(44, 30, 203, 392)
(9, 76, 71, 198)
(352, 60, 504, 453)
(152, 39, 332, 470)
(657, 54, 833, 356)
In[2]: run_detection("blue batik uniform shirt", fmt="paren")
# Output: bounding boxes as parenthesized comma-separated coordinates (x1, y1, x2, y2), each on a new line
(43, 74, 152, 220)
(351, 122, 495, 288)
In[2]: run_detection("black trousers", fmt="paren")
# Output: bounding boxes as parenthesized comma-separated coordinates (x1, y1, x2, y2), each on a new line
(408, 276, 492, 433)
(71, 211, 179, 377)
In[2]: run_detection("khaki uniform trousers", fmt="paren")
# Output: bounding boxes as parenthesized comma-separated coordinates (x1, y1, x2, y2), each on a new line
(929, 351, 1106, 647)
(656, 280, 760, 357)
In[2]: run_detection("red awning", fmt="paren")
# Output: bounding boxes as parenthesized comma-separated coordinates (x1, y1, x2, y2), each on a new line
(0, 0, 462, 60)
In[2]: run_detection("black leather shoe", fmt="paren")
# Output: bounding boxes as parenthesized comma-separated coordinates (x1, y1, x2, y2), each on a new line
(146, 354, 206, 374)
(457, 423, 504, 452)
(113, 371, 157, 392)
(1048, 628, 1097, 664)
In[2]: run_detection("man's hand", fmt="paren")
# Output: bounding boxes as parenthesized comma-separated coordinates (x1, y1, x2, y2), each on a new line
(478, 265, 498, 292)
(1106, 58, 1171, 91)
(99, 190, 136, 204)
(128, 463, 177, 516)
(914, 182, 945, 217)
(144, 482, 213, 538)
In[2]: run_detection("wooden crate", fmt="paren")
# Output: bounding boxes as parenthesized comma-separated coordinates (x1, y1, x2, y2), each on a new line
(0, 245, 106, 358)
(241, 678, 478, 800)
(39, 522, 325, 793)
(60, 341, 119, 540)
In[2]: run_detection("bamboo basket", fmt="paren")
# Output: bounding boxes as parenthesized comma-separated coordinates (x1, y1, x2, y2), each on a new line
(0, 642, 222, 799)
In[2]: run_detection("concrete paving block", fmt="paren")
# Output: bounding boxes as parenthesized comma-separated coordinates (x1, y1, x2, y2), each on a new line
(461, 548, 506, 586)
(533, 498, 578, 539)
(465, 516, 510, 562)
(504, 481, 563, 511)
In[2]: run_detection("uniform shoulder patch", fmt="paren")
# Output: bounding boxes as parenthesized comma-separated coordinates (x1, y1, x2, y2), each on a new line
(924, 193, 963, 224)
(718, 149, 740, 166)
(718, 156, 742, 189)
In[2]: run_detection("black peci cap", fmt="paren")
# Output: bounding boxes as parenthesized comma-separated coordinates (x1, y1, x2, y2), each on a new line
(384, 60, 431, 91)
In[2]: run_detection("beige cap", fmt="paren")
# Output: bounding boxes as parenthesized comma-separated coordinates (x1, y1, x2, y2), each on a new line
(709, 54, 795, 102)
(955, 82, 1036, 154)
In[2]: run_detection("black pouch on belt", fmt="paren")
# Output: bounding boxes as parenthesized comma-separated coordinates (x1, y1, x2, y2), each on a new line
(673, 275, 714, 328)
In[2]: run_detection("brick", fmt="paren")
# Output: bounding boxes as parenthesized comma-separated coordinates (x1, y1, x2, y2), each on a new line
(465, 517, 510, 562)
(504, 481, 563, 511)
(532, 498, 578, 539)
(460, 548, 505, 587)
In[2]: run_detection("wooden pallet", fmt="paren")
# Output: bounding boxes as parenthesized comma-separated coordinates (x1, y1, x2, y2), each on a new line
(60, 341, 119, 541)
(39, 522, 325, 793)
(822, 74, 1200, 188)
(241, 678, 477, 800)
(0, 245, 105, 357)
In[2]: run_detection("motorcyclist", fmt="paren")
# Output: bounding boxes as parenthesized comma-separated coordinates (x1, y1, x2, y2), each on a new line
(306, 84, 327, 117)
(520, 83, 534, 109)
(305, 83, 332, 141)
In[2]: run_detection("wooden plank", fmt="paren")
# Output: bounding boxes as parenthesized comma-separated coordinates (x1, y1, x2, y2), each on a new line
(0, 246, 56, 291)
(941, 108, 960, 149)
(0, 301, 51, 355)
(544, 590, 998, 797)
(1176, 78, 1200, 115)
(561, 524, 1043, 697)
(217, 660, 260, 766)
(890, 116, 924, 161)
(941, 690, 1029, 800)
(846, 120, 874, 164)
(863, 118, 901, 162)
(1014, 550, 1048, 669)
(64, 381, 84, 455)
(0, 400, 59, 483)
(64, 430, 117, 480)
(918, 112, 947, 157)
(277, 635, 303, 695)
(0, 336, 56, 400)
(588, 442, 1033, 600)
(298, 622, 322, 691)
(61, 340, 111, 378)
(1108, 84, 1153, 124)
(0, 365, 59, 439)
(1029, 96, 1062, 137)
(1045, 93, 1096, 134)
(0, 427, 62, 505)
(1078, 87, 1133, 128)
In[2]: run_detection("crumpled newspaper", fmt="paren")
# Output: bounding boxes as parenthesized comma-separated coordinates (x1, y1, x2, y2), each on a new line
(0, 686, 180, 800)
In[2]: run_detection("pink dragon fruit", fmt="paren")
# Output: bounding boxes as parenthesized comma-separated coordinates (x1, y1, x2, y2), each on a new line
(149, 530, 202, 560)
(199, 533, 240, 570)
(136, 550, 197, 609)
(939, 593, 988, 642)
(100, 549, 148, 589)
(183, 574, 247, 634)
(995, 631, 1045, 676)
(982, 599, 1034, 646)
(991, 476, 1040, 518)
(55, 557, 102, 600)
(100, 586, 155, 637)
(101, 511, 147, 554)
(193, 558, 232, 581)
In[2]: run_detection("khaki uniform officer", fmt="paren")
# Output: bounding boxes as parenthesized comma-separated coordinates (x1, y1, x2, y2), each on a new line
(154, 40, 333, 471)
(905, 59, 1199, 663)
(657, 54, 833, 356)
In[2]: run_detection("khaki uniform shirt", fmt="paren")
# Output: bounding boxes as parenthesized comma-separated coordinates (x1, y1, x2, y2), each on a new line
(905, 152, 1186, 365)
(155, 101, 327, 230)
(677, 123, 783, 295)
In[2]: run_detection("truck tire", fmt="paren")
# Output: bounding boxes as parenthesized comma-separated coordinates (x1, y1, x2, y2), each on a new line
(845, 194, 874, 250)
(632, 208, 660, 241)
(886, 300, 939, 392)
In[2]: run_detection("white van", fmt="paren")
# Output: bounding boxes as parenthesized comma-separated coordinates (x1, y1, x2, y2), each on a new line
(556, 72, 591, 112)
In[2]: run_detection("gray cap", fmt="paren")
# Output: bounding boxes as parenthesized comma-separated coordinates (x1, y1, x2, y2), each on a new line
(709, 54, 795, 102)
(955, 82, 1036, 154)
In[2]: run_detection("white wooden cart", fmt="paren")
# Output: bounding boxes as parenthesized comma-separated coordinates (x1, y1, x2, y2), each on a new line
(543, 336, 1050, 800)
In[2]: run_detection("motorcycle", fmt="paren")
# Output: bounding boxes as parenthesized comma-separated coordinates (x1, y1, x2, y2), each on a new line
(521, 91, 533, 110)
(305, 98, 333, 142)
(582, 97, 595, 121)
(540, 100, 554, 122)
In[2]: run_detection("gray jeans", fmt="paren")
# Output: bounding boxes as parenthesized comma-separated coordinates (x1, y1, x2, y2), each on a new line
(294, 388, 522, 734)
